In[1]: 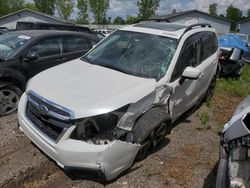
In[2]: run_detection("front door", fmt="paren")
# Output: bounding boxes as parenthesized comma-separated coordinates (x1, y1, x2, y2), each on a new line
(22, 37, 65, 79)
(169, 33, 203, 120)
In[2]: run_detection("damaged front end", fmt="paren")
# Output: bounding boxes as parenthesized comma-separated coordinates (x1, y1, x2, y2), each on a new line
(18, 86, 171, 180)
(217, 96, 250, 188)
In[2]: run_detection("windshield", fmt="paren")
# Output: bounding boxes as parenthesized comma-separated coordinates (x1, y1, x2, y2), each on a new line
(0, 33, 31, 61)
(83, 30, 177, 80)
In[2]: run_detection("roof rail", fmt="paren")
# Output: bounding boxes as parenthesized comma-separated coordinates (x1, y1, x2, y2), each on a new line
(183, 23, 211, 34)
(179, 23, 211, 40)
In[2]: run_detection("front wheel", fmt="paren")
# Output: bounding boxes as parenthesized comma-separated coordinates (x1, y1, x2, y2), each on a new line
(132, 107, 170, 160)
(0, 84, 22, 116)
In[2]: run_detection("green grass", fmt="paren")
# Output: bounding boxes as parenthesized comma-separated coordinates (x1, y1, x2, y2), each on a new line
(216, 65, 250, 97)
(199, 112, 210, 125)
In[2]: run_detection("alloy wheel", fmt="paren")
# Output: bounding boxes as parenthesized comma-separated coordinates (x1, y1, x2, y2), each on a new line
(0, 89, 20, 116)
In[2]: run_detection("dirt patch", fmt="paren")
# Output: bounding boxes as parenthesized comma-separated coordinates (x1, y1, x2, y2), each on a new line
(161, 157, 195, 185)
(212, 93, 242, 125)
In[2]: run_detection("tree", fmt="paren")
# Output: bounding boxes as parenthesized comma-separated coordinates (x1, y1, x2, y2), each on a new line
(56, 0, 74, 20)
(24, 3, 38, 11)
(89, 0, 109, 24)
(248, 9, 250, 17)
(34, 0, 56, 15)
(137, 0, 160, 20)
(226, 4, 242, 22)
(0, 0, 25, 17)
(77, 0, 88, 24)
(113, 16, 125, 24)
(125, 15, 139, 24)
(209, 3, 217, 16)
(226, 4, 242, 31)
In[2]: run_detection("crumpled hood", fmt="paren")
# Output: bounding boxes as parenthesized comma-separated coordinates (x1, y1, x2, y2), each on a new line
(27, 59, 156, 119)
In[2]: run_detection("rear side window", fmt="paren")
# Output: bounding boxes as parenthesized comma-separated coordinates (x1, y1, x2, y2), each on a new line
(64, 37, 92, 53)
(28, 37, 63, 57)
(201, 32, 218, 60)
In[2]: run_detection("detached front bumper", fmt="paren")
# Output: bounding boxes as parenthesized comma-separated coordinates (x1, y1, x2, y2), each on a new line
(18, 93, 140, 181)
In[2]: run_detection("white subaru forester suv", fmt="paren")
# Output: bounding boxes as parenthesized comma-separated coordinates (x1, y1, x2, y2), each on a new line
(18, 22, 219, 180)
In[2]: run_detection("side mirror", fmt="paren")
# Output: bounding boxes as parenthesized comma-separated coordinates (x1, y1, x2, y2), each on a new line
(24, 52, 39, 62)
(179, 66, 202, 85)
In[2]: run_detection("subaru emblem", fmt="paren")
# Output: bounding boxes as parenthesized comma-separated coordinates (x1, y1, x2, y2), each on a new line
(38, 105, 49, 115)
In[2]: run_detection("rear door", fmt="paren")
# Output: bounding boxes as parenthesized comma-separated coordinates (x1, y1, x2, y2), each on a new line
(63, 36, 94, 61)
(22, 36, 65, 78)
(198, 32, 218, 94)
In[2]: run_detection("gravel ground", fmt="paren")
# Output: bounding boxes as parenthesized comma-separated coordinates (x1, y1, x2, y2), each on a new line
(0, 92, 239, 188)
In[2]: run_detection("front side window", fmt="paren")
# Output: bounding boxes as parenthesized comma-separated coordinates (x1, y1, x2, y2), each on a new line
(171, 33, 201, 81)
(83, 30, 177, 80)
(0, 33, 31, 61)
(28, 37, 62, 58)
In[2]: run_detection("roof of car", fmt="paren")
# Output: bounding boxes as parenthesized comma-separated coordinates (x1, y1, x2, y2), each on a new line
(120, 22, 214, 39)
(133, 22, 187, 31)
(8, 30, 94, 38)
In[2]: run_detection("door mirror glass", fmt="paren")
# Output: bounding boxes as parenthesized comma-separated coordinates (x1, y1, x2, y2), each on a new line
(24, 51, 39, 62)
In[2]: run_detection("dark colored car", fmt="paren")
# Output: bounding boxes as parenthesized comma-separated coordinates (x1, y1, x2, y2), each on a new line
(16, 21, 93, 34)
(0, 30, 98, 116)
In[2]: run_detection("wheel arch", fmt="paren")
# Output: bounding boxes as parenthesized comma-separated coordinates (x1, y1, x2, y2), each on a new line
(0, 68, 27, 91)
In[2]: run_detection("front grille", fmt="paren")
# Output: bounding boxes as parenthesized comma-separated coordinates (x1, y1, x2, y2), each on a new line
(25, 91, 72, 141)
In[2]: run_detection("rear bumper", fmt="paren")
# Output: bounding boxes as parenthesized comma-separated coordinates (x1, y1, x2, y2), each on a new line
(18, 93, 140, 180)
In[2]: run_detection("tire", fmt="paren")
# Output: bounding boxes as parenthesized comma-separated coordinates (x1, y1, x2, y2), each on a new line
(205, 75, 217, 102)
(133, 107, 169, 160)
(0, 83, 22, 116)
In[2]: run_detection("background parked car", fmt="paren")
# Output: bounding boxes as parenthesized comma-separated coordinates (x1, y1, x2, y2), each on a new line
(16, 21, 93, 34)
(0, 27, 9, 35)
(0, 30, 98, 116)
(216, 95, 250, 188)
(94, 29, 113, 37)
(219, 34, 249, 77)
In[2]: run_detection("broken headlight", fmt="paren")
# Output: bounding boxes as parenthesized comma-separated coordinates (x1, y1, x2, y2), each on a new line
(70, 105, 129, 144)
(229, 135, 250, 161)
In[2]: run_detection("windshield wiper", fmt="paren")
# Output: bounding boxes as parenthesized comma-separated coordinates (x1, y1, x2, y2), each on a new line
(81, 56, 95, 65)
(96, 63, 128, 74)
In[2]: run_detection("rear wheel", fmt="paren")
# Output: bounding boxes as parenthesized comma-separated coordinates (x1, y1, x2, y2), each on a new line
(0, 84, 22, 116)
(133, 107, 169, 160)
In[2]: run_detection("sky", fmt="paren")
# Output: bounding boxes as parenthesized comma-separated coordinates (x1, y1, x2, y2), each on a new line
(27, 0, 250, 20)
(107, 0, 250, 19)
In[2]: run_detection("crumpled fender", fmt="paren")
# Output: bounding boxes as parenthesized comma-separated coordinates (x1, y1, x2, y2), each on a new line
(117, 85, 173, 131)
